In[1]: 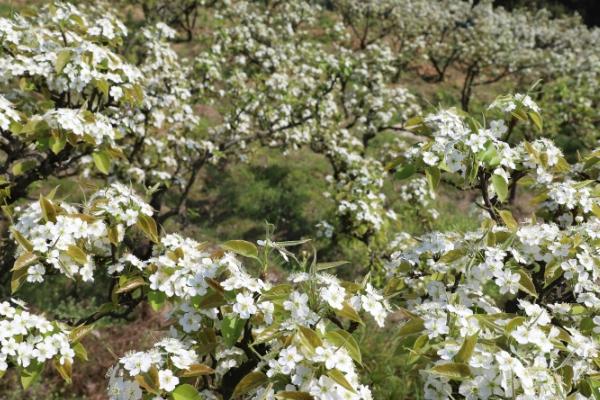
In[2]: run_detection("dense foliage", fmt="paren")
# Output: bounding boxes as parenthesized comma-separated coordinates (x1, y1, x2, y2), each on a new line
(0, 1, 599, 399)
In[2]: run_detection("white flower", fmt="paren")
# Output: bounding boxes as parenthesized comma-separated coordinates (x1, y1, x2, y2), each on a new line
(320, 284, 346, 310)
(493, 270, 520, 295)
(277, 346, 303, 374)
(122, 352, 152, 376)
(232, 292, 257, 319)
(158, 369, 179, 392)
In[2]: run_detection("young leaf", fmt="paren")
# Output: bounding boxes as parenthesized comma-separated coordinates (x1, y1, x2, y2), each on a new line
(171, 383, 202, 400)
(275, 392, 314, 400)
(327, 369, 356, 393)
(527, 111, 543, 132)
(221, 315, 245, 347)
(232, 372, 268, 398)
(12, 252, 38, 272)
(20, 362, 44, 389)
(11, 160, 37, 176)
(11, 228, 33, 252)
(498, 210, 518, 231)
(73, 342, 88, 361)
(454, 333, 478, 363)
(325, 330, 362, 365)
(298, 326, 322, 350)
(137, 214, 160, 244)
(53, 359, 72, 384)
(66, 245, 88, 265)
(114, 276, 146, 294)
(425, 166, 441, 192)
(11, 267, 29, 293)
(517, 269, 538, 298)
(394, 164, 416, 180)
(55, 50, 72, 74)
(334, 302, 363, 325)
(180, 364, 215, 377)
(398, 316, 425, 336)
(491, 174, 508, 202)
(430, 363, 472, 380)
(49, 133, 67, 154)
(70, 324, 95, 343)
(92, 151, 111, 175)
(148, 290, 167, 311)
(221, 240, 259, 259)
(39, 194, 57, 223)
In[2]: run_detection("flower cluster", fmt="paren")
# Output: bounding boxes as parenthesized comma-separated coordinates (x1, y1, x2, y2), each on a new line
(103, 236, 391, 399)
(10, 182, 153, 284)
(107, 338, 198, 397)
(383, 95, 600, 399)
(0, 300, 75, 377)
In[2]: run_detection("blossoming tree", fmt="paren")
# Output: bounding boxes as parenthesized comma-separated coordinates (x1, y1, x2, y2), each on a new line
(385, 93, 600, 399)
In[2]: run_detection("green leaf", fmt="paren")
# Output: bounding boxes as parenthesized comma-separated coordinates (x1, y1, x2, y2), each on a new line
(592, 204, 600, 219)
(544, 261, 563, 289)
(404, 115, 423, 129)
(491, 174, 508, 202)
(11, 228, 33, 252)
(137, 214, 160, 244)
(114, 276, 146, 294)
(222, 315, 245, 347)
(39, 194, 57, 223)
(148, 290, 167, 311)
(517, 269, 538, 298)
(298, 326, 323, 351)
(480, 145, 501, 167)
(221, 240, 258, 259)
(325, 330, 361, 365)
(253, 323, 283, 345)
(316, 260, 349, 271)
(261, 284, 293, 301)
(425, 166, 441, 192)
(94, 79, 109, 98)
(394, 164, 416, 180)
(276, 392, 314, 400)
(334, 301, 363, 325)
(454, 333, 478, 364)
(20, 362, 43, 389)
(92, 151, 111, 174)
(55, 50, 72, 74)
(53, 359, 72, 384)
(327, 369, 356, 393)
(398, 317, 425, 336)
(73, 342, 88, 361)
(66, 245, 87, 265)
(171, 383, 202, 400)
(409, 334, 429, 364)
(11, 266, 29, 293)
(504, 316, 526, 335)
(180, 364, 214, 377)
(439, 248, 466, 264)
(429, 363, 471, 380)
(527, 111, 543, 132)
(11, 252, 38, 272)
(11, 159, 37, 176)
(49, 133, 67, 154)
(498, 210, 518, 231)
(232, 371, 268, 398)
(70, 324, 95, 343)
(192, 289, 227, 309)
